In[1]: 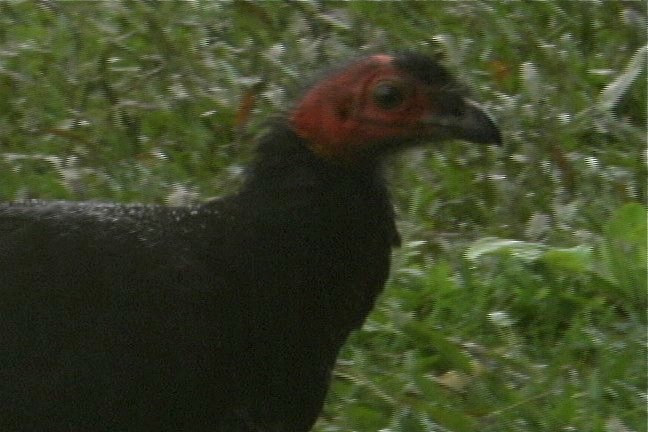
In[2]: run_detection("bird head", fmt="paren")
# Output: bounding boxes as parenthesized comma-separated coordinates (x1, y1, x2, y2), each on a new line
(290, 53, 501, 162)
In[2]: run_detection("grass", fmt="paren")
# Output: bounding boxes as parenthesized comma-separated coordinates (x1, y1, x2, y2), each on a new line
(0, 1, 645, 431)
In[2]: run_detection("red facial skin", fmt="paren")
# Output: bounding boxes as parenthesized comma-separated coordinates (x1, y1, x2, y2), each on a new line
(289, 54, 438, 162)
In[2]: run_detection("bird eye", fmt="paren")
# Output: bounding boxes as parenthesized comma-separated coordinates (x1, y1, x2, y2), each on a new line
(372, 80, 407, 110)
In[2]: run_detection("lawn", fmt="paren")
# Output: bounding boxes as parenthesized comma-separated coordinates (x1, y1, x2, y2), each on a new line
(0, 2, 645, 431)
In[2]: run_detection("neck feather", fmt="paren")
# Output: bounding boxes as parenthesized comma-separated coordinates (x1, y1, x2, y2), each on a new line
(239, 121, 400, 247)
(243, 122, 383, 194)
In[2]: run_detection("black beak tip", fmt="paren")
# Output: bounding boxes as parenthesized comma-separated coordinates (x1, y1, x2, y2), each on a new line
(463, 100, 502, 146)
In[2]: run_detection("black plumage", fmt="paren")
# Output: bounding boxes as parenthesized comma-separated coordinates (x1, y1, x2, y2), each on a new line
(0, 53, 500, 431)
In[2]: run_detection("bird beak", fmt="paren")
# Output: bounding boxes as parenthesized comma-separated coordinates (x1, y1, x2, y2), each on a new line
(422, 99, 502, 145)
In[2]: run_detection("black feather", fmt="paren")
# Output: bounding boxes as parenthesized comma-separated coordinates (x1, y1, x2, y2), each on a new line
(0, 125, 397, 432)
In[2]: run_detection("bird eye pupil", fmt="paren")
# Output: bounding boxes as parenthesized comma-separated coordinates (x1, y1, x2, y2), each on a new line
(373, 82, 405, 110)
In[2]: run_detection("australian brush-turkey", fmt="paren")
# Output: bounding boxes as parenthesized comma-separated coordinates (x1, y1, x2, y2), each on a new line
(0, 52, 500, 431)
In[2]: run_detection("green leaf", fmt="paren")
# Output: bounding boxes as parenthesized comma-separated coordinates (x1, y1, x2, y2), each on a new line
(604, 202, 647, 244)
(598, 45, 647, 111)
(425, 405, 476, 432)
(465, 237, 546, 262)
(598, 203, 648, 300)
(402, 322, 473, 373)
(541, 245, 593, 273)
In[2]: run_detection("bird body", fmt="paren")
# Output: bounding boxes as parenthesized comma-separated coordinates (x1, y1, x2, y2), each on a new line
(0, 53, 500, 431)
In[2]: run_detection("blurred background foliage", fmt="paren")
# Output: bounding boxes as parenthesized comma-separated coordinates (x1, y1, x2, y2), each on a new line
(0, 1, 645, 431)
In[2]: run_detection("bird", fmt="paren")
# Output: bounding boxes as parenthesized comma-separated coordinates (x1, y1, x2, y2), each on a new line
(0, 52, 500, 431)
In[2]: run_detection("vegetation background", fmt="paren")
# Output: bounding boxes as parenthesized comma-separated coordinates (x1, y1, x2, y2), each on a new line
(0, 1, 645, 431)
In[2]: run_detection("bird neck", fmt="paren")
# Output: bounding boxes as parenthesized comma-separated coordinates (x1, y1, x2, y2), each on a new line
(239, 121, 400, 247)
(243, 122, 386, 198)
